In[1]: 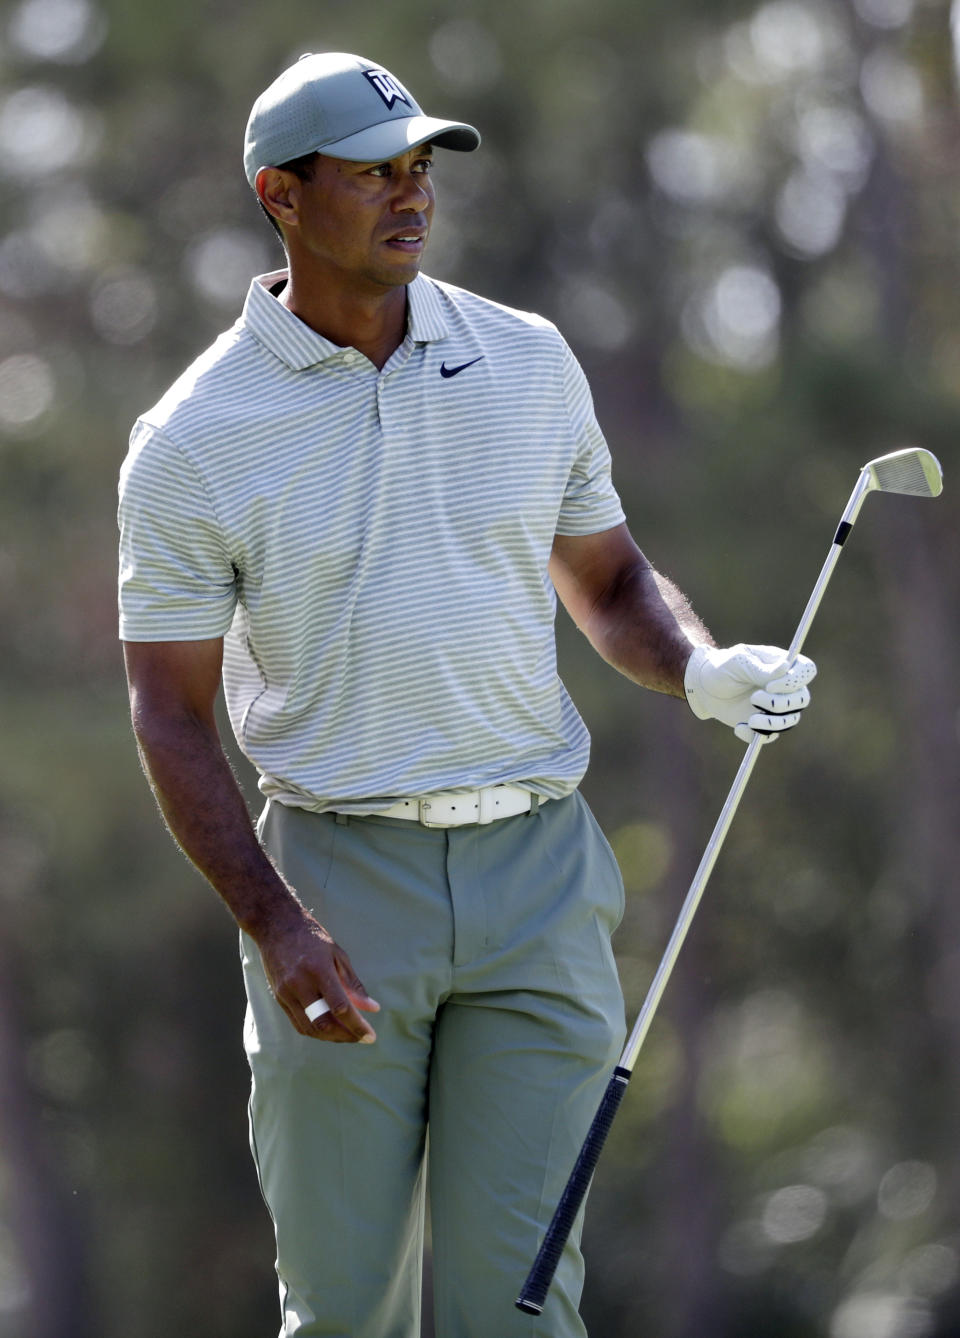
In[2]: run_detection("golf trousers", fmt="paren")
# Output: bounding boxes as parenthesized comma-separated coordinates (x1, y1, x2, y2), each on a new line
(241, 792, 626, 1338)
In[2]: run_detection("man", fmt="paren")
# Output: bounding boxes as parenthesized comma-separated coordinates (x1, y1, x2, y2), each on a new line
(118, 51, 815, 1338)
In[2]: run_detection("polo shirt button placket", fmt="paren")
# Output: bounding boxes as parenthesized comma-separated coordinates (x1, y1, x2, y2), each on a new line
(375, 368, 393, 427)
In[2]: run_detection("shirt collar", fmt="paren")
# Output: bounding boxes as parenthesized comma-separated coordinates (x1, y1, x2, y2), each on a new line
(406, 273, 450, 344)
(242, 270, 450, 370)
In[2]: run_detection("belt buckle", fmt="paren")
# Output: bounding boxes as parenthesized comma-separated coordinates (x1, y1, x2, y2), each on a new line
(419, 798, 442, 829)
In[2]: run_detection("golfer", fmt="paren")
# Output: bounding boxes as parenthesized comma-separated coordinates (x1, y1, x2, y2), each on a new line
(118, 52, 815, 1338)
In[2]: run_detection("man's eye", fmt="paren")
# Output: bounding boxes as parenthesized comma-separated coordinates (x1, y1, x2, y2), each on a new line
(414, 159, 433, 174)
(369, 163, 391, 177)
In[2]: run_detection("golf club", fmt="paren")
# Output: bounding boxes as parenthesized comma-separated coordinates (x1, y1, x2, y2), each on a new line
(516, 446, 944, 1316)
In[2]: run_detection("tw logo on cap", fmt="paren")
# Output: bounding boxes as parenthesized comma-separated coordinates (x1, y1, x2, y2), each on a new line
(363, 68, 412, 110)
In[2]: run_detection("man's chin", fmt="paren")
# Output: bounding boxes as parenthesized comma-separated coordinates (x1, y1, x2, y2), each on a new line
(373, 258, 424, 288)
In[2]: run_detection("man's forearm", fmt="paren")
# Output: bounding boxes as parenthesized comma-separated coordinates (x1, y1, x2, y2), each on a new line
(583, 560, 715, 698)
(131, 707, 300, 938)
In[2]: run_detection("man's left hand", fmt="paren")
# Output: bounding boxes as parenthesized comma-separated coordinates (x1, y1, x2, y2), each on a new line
(684, 643, 817, 743)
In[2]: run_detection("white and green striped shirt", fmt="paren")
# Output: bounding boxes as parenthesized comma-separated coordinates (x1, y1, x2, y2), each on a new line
(118, 271, 625, 810)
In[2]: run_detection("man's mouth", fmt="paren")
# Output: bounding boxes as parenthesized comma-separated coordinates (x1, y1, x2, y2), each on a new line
(385, 231, 426, 251)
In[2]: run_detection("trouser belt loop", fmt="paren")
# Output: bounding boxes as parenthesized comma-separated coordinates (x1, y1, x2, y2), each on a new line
(528, 793, 540, 816)
(334, 812, 350, 826)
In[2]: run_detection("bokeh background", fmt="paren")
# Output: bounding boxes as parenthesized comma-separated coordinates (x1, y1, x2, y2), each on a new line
(2, 1, 959, 1335)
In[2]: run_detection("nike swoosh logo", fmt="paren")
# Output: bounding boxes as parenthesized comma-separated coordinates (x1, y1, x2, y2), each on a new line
(440, 356, 484, 379)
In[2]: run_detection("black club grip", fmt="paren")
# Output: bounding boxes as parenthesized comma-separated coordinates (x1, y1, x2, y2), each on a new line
(516, 1067, 631, 1315)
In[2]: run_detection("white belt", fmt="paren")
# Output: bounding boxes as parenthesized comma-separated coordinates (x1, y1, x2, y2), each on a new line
(375, 785, 544, 829)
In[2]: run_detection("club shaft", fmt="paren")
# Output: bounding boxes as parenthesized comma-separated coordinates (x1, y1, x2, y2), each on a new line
(619, 732, 763, 1070)
(782, 466, 871, 665)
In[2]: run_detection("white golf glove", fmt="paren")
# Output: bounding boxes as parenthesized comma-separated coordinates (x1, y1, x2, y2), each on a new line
(684, 643, 817, 744)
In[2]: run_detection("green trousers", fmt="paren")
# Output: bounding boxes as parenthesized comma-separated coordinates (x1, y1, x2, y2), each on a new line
(242, 792, 626, 1338)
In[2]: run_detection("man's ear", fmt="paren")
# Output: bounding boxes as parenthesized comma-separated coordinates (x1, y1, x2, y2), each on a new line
(256, 167, 300, 230)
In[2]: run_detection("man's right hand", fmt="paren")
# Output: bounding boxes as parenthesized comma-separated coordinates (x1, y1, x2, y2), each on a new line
(122, 640, 380, 1045)
(254, 904, 380, 1044)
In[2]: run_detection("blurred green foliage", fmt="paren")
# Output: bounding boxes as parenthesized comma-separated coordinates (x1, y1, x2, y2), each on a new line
(1, 0, 958, 1335)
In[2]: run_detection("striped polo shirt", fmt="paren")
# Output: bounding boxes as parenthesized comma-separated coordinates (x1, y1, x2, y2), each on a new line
(118, 270, 626, 811)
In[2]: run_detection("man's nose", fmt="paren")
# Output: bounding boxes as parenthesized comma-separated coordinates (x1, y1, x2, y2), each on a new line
(393, 173, 432, 210)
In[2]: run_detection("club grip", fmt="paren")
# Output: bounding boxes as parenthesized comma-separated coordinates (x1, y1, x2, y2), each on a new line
(515, 1067, 631, 1315)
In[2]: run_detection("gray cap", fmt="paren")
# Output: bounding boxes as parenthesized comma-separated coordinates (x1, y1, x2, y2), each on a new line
(243, 52, 480, 188)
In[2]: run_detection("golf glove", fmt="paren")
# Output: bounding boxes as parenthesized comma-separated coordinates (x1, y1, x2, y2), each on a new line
(684, 643, 816, 744)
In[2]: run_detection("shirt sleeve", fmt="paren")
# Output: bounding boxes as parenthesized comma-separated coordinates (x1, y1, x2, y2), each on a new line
(118, 419, 238, 641)
(554, 339, 626, 537)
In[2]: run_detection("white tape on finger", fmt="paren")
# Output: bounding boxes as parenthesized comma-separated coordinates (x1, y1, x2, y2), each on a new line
(305, 999, 330, 1023)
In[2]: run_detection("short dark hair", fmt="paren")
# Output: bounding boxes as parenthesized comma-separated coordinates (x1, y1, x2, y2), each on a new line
(257, 151, 321, 244)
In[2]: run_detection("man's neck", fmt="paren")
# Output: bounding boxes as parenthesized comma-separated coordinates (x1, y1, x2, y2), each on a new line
(279, 270, 410, 371)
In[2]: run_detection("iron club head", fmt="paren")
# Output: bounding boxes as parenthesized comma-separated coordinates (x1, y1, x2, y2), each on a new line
(864, 447, 943, 499)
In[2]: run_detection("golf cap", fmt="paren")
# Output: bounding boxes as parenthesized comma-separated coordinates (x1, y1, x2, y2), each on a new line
(243, 51, 481, 188)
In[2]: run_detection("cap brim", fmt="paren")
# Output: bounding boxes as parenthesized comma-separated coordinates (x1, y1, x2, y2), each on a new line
(316, 115, 480, 162)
